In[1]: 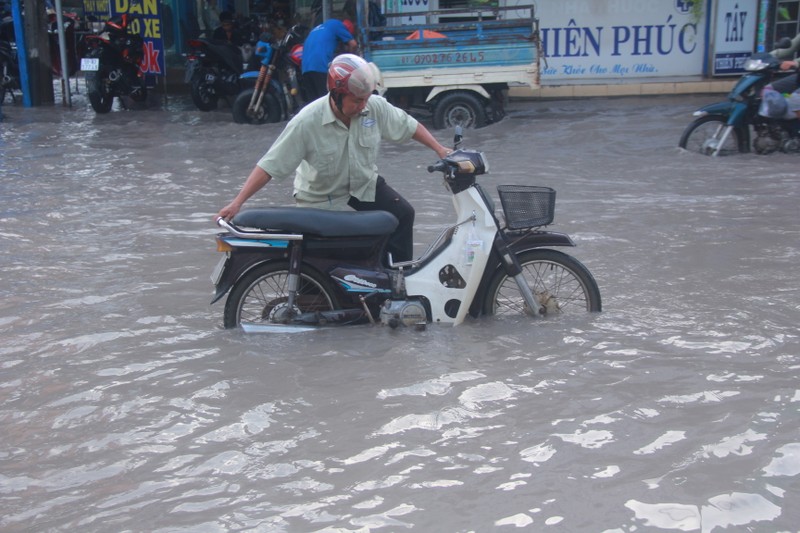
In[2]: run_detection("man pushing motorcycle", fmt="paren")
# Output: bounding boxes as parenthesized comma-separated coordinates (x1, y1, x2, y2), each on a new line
(217, 54, 450, 262)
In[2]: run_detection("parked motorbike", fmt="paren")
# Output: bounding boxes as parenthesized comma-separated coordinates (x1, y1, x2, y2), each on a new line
(0, 19, 19, 104)
(211, 129, 601, 331)
(232, 24, 306, 124)
(184, 37, 252, 111)
(679, 36, 800, 156)
(80, 14, 146, 114)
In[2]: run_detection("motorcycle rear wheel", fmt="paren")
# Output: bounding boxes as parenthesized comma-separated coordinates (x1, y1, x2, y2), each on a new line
(232, 88, 282, 124)
(223, 262, 339, 329)
(191, 75, 218, 111)
(483, 249, 601, 318)
(679, 115, 745, 155)
(86, 71, 114, 113)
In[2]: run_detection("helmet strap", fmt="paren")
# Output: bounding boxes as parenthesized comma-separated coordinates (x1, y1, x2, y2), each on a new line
(331, 92, 345, 115)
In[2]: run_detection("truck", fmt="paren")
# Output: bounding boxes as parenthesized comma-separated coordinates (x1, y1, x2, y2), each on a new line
(354, 0, 541, 129)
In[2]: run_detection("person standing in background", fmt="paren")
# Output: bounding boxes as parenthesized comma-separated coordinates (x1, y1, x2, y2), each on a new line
(301, 17, 357, 102)
(212, 10, 242, 45)
(201, 0, 220, 37)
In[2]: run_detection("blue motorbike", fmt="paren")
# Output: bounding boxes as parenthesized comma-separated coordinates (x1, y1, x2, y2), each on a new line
(679, 36, 800, 156)
(232, 26, 306, 124)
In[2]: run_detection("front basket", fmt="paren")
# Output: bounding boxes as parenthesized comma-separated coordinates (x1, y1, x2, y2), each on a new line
(497, 185, 555, 230)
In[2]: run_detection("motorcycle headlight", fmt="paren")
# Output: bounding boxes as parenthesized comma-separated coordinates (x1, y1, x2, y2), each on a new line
(744, 58, 769, 71)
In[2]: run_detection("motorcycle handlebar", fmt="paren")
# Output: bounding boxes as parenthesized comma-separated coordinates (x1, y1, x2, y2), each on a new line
(427, 161, 448, 173)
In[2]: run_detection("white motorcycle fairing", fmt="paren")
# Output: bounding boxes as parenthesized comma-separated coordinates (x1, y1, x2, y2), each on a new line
(404, 186, 496, 325)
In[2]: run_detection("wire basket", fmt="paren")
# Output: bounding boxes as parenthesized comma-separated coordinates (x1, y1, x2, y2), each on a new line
(497, 185, 555, 230)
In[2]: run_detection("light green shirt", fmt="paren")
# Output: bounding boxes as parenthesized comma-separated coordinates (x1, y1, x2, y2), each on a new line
(257, 94, 418, 208)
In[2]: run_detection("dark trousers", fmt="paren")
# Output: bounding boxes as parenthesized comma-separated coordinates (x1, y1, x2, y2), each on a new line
(349, 176, 415, 262)
(302, 71, 329, 103)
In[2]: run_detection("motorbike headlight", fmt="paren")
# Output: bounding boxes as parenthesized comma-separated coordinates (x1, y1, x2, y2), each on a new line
(744, 58, 768, 71)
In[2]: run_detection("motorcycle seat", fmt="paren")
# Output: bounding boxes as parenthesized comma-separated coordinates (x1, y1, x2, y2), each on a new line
(234, 207, 399, 237)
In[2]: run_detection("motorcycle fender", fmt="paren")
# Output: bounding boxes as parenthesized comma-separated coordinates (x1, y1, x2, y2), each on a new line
(210, 252, 284, 304)
(468, 231, 576, 317)
(510, 230, 575, 248)
(185, 61, 200, 83)
(492, 231, 576, 276)
(693, 100, 735, 117)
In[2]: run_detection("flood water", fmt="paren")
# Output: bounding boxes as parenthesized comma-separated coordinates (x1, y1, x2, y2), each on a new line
(1, 90, 799, 532)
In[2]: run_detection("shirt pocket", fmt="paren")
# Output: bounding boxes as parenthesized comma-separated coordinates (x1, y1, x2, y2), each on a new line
(310, 139, 340, 178)
(356, 125, 381, 165)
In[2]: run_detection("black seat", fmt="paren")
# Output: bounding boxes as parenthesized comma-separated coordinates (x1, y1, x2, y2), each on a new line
(233, 207, 399, 237)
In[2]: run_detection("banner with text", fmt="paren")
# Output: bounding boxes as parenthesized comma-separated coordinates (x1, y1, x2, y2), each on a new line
(82, 0, 111, 18)
(712, 0, 758, 75)
(110, 0, 164, 76)
(528, 0, 707, 82)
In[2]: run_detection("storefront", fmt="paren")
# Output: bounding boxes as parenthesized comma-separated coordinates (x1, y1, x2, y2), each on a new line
(33, 0, 800, 88)
(775, 0, 800, 40)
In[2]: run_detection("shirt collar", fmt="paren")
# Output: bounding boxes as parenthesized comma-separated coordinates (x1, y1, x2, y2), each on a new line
(320, 96, 372, 127)
(321, 96, 338, 126)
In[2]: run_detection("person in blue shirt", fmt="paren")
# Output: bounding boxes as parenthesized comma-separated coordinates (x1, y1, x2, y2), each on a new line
(301, 18, 357, 102)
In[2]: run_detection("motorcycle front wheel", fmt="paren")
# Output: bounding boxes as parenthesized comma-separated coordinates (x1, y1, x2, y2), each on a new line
(223, 262, 339, 329)
(190, 73, 218, 111)
(679, 115, 746, 155)
(86, 71, 114, 113)
(483, 249, 602, 318)
(232, 88, 282, 124)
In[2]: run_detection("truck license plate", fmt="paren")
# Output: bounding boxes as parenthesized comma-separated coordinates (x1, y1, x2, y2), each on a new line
(81, 58, 99, 71)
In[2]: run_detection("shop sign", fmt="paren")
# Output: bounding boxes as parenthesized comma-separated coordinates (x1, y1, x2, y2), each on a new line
(533, 0, 706, 81)
(111, 0, 165, 76)
(712, 0, 759, 75)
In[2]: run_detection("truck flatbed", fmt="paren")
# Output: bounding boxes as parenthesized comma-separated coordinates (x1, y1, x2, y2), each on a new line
(357, 3, 540, 128)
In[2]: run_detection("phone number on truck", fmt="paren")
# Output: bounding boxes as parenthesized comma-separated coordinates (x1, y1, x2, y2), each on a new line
(399, 51, 487, 66)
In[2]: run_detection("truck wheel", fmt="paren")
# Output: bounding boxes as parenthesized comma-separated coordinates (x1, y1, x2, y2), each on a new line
(432, 91, 487, 129)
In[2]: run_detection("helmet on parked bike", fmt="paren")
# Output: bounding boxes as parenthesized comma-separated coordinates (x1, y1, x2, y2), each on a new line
(327, 54, 376, 100)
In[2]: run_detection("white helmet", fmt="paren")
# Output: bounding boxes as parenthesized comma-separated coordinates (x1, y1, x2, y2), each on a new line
(327, 54, 377, 99)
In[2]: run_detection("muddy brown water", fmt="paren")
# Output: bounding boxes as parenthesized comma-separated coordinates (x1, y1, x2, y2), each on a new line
(1, 91, 799, 531)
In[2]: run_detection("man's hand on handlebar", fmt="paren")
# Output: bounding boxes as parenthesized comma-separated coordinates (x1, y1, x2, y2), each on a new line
(216, 202, 241, 223)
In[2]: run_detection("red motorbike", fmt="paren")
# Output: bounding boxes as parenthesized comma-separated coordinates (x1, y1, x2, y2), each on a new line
(80, 14, 146, 113)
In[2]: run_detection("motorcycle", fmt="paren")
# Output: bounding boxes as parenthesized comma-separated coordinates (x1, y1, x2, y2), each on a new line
(679, 36, 800, 156)
(232, 24, 306, 124)
(184, 37, 253, 111)
(1, 19, 19, 104)
(210, 129, 601, 331)
(80, 14, 147, 114)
